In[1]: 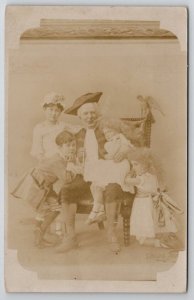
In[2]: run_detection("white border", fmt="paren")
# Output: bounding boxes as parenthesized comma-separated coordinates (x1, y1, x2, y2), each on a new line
(0, 0, 193, 299)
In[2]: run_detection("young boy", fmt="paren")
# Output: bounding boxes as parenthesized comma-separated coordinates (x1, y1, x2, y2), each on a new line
(26, 130, 82, 248)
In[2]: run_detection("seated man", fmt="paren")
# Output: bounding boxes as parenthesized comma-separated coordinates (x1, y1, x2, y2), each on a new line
(56, 92, 135, 253)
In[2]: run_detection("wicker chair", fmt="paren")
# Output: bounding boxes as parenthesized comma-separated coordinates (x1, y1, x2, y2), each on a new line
(75, 113, 153, 246)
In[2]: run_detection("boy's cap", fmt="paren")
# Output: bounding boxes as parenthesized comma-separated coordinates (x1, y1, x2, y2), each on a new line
(65, 92, 103, 115)
(55, 130, 75, 146)
(41, 92, 66, 109)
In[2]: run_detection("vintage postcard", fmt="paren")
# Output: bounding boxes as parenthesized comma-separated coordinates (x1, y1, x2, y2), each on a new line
(5, 6, 187, 293)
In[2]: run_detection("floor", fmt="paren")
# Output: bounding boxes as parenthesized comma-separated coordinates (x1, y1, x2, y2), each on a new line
(7, 192, 179, 281)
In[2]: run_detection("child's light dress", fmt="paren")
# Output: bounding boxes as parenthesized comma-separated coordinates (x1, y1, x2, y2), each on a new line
(130, 172, 158, 239)
(130, 172, 178, 240)
(84, 133, 134, 193)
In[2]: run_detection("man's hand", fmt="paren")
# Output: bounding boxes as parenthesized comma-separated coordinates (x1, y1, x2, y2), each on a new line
(113, 148, 129, 162)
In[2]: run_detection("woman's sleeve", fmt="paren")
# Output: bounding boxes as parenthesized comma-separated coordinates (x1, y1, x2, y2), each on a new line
(30, 125, 44, 158)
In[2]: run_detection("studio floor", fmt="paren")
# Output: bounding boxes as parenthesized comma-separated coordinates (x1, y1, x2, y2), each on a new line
(6, 193, 179, 282)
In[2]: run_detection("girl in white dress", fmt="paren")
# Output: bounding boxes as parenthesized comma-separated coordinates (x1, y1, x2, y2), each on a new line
(85, 119, 135, 224)
(124, 148, 179, 247)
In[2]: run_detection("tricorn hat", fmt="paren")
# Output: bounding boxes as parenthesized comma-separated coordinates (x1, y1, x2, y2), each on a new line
(65, 92, 103, 115)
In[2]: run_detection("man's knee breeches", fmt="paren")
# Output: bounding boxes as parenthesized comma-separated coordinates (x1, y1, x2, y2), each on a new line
(60, 175, 91, 204)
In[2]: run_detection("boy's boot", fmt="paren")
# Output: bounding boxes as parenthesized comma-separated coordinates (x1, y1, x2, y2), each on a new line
(34, 211, 59, 247)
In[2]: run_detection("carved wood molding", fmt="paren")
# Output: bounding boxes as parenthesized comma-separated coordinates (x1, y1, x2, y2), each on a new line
(20, 19, 177, 40)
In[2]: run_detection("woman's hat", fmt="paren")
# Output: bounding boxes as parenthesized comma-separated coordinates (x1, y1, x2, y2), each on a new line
(41, 92, 66, 110)
(65, 92, 103, 115)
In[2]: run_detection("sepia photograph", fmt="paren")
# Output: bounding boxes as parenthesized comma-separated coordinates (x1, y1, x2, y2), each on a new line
(5, 5, 187, 292)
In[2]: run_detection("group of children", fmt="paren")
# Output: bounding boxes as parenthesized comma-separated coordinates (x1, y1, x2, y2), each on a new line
(12, 92, 182, 249)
